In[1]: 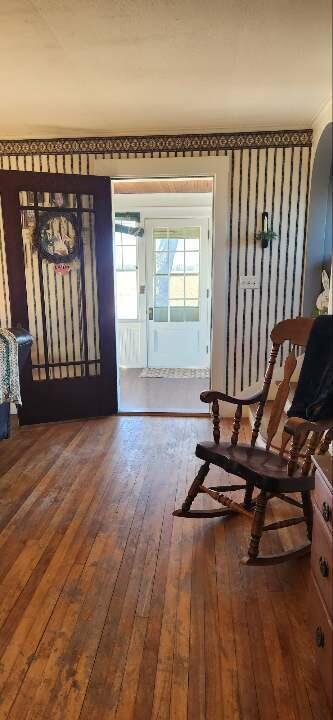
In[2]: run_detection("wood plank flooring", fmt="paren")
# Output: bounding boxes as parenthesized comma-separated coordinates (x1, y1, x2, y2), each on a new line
(0, 416, 330, 720)
(119, 368, 209, 413)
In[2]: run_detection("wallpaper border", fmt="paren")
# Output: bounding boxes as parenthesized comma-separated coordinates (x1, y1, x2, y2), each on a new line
(0, 129, 312, 156)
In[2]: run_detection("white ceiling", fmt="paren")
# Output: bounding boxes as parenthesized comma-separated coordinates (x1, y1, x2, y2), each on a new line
(1, 0, 332, 139)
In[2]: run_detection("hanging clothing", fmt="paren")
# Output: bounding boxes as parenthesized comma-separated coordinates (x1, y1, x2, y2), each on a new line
(287, 314, 333, 421)
(0, 329, 22, 405)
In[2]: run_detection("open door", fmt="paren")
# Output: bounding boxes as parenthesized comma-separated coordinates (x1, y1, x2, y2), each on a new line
(0, 169, 117, 424)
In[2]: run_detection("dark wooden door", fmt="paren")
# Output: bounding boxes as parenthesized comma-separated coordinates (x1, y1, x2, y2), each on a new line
(0, 169, 117, 423)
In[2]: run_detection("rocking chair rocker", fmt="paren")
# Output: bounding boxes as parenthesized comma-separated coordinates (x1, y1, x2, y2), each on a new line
(173, 317, 333, 565)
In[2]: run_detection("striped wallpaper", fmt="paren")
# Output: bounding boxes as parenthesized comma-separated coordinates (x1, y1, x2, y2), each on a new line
(0, 130, 312, 395)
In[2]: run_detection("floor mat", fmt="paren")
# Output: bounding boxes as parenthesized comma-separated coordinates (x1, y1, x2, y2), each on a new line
(139, 367, 210, 379)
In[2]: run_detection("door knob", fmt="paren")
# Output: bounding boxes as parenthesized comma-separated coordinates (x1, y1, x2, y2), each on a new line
(148, 307, 153, 320)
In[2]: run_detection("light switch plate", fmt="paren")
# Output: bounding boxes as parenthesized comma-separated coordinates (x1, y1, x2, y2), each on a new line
(240, 275, 259, 289)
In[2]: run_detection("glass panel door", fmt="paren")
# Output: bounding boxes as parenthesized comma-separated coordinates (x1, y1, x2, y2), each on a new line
(0, 170, 117, 424)
(146, 217, 211, 369)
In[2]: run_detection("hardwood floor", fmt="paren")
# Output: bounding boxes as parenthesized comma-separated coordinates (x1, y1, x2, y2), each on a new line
(119, 368, 209, 413)
(0, 416, 330, 720)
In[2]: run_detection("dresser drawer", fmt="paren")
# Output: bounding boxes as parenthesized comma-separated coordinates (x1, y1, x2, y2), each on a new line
(309, 575, 333, 709)
(313, 459, 332, 531)
(311, 504, 333, 618)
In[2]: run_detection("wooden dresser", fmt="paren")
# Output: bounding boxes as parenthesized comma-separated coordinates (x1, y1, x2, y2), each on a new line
(309, 455, 332, 709)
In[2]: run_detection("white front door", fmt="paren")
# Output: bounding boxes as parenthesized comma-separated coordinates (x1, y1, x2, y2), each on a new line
(146, 217, 211, 368)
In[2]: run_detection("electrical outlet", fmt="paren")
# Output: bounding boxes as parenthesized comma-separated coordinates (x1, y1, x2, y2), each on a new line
(240, 275, 259, 289)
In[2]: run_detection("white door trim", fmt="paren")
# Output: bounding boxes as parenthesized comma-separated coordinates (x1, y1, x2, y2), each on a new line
(91, 155, 230, 391)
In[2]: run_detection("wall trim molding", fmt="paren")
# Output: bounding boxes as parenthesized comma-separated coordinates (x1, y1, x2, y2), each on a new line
(0, 129, 312, 156)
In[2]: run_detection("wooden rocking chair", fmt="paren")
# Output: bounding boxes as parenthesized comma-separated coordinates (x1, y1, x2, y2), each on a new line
(173, 317, 333, 565)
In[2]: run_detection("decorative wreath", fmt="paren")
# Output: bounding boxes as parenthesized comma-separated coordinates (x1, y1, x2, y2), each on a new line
(36, 211, 79, 264)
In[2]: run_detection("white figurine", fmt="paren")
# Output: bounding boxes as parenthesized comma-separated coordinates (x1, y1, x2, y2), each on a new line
(316, 269, 330, 314)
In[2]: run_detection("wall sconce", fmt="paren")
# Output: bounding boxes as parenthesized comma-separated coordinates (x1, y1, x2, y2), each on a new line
(255, 211, 277, 249)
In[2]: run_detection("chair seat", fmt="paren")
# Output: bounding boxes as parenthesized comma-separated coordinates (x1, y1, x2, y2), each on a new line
(196, 441, 315, 493)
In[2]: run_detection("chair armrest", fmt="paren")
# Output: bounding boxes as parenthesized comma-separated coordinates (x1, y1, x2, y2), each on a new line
(283, 416, 333, 438)
(283, 416, 333, 475)
(200, 389, 263, 406)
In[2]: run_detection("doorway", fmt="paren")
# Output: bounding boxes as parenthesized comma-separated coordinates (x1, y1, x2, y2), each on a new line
(112, 177, 213, 412)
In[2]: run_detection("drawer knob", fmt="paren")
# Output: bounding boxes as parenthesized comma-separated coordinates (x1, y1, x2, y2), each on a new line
(322, 502, 331, 522)
(319, 557, 329, 577)
(315, 626, 325, 648)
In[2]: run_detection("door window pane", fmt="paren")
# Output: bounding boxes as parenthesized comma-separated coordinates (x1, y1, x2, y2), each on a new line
(152, 225, 201, 322)
(185, 252, 199, 273)
(169, 238, 184, 253)
(154, 232, 168, 251)
(155, 252, 169, 274)
(185, 275, 199, 299)
(185, 237, 199, 251)
(154, 307, 168, 322)
(169, 252, 184, 273)
(155, 276, 168, 306)
(170, 306, 185, 322)
(185, 306, 199, 321)
(169, 275, 184, 299)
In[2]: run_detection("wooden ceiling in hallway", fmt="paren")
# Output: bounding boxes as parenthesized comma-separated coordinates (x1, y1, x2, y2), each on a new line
(113, 178, 213, 194)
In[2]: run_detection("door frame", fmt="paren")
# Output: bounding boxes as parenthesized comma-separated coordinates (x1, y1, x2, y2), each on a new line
(91, 155, 230, 390)
(0, 169, 117, 422)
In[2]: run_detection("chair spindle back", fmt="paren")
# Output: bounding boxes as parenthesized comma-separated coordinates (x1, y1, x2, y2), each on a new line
(250, 318, 317, 475)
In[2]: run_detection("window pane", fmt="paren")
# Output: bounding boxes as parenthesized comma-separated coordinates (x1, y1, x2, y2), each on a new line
(185, 237, 199, 251)
(169, 251, 184, 273)
(115, 246, 122, 269)
(116, 271, 137, 320)
(154, 229, 168, 251)
(169, 238, 184, 253)
(122, 233, 136, 246)
(122, 246, 136, 270)
(185, 306, 199, 321)
(170, 306, 185, 322)
(155, 237, 168, 251)
(185, 298, 199, 307)
(155, 276, 168, 307)
(155, 252, 169, 274)
(169, 275, 184, 299)
(185, 275, 199, 299)
(115, 231, 123, 246)
(170, 298, 184, 307)
(154, 307, 168, 322)
(185, 251, 199, 273)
